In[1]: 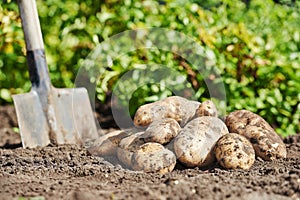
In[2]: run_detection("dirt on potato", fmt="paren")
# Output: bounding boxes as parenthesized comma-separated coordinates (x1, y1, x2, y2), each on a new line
(0, 104, 299, 200)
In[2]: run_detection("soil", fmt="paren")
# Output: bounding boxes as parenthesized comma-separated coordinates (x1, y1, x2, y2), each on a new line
(0, 104, 299, 200)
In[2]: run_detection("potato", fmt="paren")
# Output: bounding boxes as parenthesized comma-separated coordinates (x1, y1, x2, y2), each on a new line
(174, 116, 228, 167)
(133, 96, 200, 127)
(88, 128, 143, 156)
(131, 142, 176, 174)
(225, 110, 287, 161)
(195, 100, 218, 117)
(143, 118, 181, 145)
(214, 133, 255, 170)
(117, 132, 145, 167)
(245, 126, 287, 161)
(88, 130, 128, 156)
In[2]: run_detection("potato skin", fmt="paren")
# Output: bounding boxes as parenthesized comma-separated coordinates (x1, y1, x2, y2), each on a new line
(214, 133, 255, 170)
(131, 142, 176, 174)
(117, 132, 145, 168)
(174, 116, 229, 168)
(143, 118, 181, 145)
(133, 96, 200, 127)
(195, 100, 218, 117)
(88, 130, 128, 156)
(225, 110, 286, 160)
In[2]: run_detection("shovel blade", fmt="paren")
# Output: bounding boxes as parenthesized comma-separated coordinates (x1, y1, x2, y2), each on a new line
(13, 87, 98, 148)
(13, 91, 50, 148)
(52, 87, 99, 145)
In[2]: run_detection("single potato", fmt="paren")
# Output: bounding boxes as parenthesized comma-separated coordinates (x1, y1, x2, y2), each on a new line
(131, 142, 177, 174)
(174, 116, 229, 167)
(195, 100, 218, 117)
(214, 133, 255, 170)
(225, 110, 287, 161)
(143, 118, 181, 145)
(134, 96, 200, 127)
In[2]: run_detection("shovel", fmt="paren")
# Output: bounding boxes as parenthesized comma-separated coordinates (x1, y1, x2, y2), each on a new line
(12, 0, 98, 148)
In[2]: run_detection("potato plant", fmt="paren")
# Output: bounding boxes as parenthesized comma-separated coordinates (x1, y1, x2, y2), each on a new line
(0, 0, 299, 136)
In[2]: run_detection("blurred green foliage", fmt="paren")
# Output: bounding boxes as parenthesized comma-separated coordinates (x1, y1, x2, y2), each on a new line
(0, 0, 299, 136)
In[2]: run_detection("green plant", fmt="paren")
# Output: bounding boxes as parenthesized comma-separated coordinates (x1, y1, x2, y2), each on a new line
(1, 0, 299, 136)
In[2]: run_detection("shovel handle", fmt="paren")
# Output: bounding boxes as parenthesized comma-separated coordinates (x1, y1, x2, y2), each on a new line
(18, 0, 51, 90)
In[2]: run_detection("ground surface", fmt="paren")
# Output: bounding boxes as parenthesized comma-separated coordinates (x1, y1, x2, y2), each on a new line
(0, 104, 299, 200)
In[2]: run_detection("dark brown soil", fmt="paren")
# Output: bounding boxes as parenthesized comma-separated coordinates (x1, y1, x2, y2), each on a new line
(0, 105, 299, 200)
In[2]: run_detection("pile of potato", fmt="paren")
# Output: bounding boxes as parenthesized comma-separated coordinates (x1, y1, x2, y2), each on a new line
(88, 96, 286, 174)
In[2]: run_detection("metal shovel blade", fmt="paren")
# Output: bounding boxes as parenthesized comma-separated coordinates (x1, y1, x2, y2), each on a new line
(13, 87, 98, 148)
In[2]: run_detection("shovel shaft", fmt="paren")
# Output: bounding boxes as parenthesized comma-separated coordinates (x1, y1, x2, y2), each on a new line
(18, 0, 51, 91)
(14, 0, 99, 148)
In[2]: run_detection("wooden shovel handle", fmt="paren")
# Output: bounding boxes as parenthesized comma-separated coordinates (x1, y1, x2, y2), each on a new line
(18, 0, 44, 50)
(18, 0, 51, 90)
